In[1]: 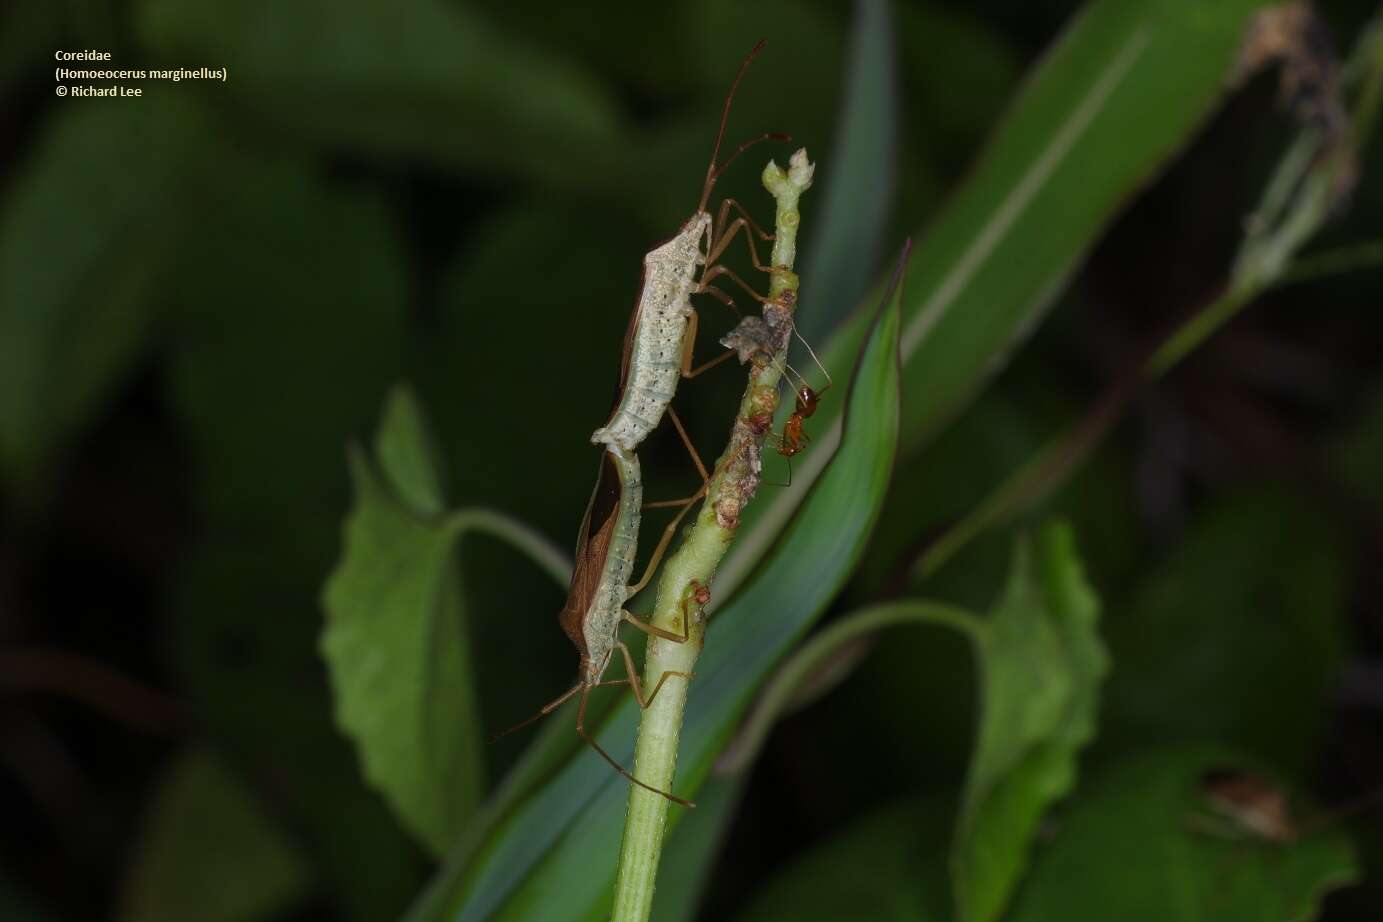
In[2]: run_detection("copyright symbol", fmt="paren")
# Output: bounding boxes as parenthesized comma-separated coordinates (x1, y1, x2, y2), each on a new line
(56, 85, 67, 97)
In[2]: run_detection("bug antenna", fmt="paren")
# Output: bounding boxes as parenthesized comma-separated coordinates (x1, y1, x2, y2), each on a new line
(698, 39, 786, 212)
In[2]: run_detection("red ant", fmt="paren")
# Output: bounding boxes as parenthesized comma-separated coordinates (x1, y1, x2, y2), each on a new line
(765, 330, 832, 482)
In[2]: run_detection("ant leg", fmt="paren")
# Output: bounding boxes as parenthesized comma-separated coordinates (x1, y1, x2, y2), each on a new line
(575, 684, 694, 807)
(615, 641, 692, 707)
(699, 265, 769, 304)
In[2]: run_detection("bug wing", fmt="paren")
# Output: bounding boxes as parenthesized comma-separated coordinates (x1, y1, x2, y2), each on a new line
(558, 451, 623, 652)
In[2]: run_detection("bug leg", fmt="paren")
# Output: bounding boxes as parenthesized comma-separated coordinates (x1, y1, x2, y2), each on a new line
(633, 437, 754, 596)
(713, 197, 773, 247)
(680, 310, 738, 379)
(706, 205, 772, 274)
(629, 484, 706, 597)
(697, 284, 741, 316)
(622, 579, 705, 644)
(616, 641, 693, 708)
(575, 684, 695, 808)
(699, 264, 770, 304)
(667, 405, 710, 483)
(487, 680, 583, 742)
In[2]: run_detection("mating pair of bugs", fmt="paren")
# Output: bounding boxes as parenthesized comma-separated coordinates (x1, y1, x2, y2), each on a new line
(491, 41, 829, 807)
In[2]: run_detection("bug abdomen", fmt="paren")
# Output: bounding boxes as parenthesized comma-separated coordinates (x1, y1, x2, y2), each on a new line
(591, 218, 709, 454)
(582, 451, 643, 683)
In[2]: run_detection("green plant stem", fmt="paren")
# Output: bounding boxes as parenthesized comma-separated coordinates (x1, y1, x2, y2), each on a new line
(610, 150, 815, 922)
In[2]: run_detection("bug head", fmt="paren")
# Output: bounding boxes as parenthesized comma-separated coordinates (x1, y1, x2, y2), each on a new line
(697, 39, 791, 214)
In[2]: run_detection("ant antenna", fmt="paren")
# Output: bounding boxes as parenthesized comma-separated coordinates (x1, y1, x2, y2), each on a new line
(792, 324, 833, 392)
(697, 40, 790, 213)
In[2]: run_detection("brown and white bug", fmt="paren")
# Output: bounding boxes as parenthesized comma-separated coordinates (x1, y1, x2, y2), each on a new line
(591, 39, 788, 458)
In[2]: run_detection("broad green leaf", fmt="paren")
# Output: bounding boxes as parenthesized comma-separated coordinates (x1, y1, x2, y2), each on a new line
(136, 0, 622, 189)
(322, 388, 482, 857)
(1007, 747, 1358, 922)
(322, 385, 569, 857)
(117, 748, 312, 922)
(375, 385, 449, 518)
(719, 522, 1104, 922)
(167, 156, 425, 919)
(795, 0, 899, 346)
(405, 242, 906, 922)
(716, 0, 1276, 599)
(0, 95, 216, 504)
(953, 522, 1107, 922)
(1100, 485, 1346, 777)
(737, 796, 953, 922)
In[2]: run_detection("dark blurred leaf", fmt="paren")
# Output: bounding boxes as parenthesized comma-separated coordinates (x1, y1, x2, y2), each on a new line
(716, 0, 1277, 598)
(0, 95, 216, 504)
(1100, 485, 1346, 778)
(896, 3, 1021, 169)
(736, 795, 952, 922)
(136, 0, 623, 189)
(322, 385, 570, 857)
(953, 522, 1106, 922)
(0, 3, 62, 97)
(0, 872, 51, 922)
(1006, 747, 1357, 922)
(117, 748, 312, 922)
(405, 243, 906, 922)
(167, 156, 424, 918)
(1333, 383, 1383, 511)
(796, 0, 899, 346)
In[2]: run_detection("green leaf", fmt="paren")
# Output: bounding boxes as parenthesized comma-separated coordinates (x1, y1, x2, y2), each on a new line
(322, 385, 570, 857)
(406, 242, 906, 922)
(1100, 485, 1347, 778)
(796, 0, 899, 346)
(953, 522, 1107, 922)
(0, 95, 216, 503)
(136, 0, 622, 189)
(322, 387, 483, 857)
(375, 385, 449, 518)
(716, 0, 1275, 599)
(717, 522, 1104, 922)
(1006, 747, 1358, 922)
(737, 795, 953, 922)
(117, 748, 312, 922)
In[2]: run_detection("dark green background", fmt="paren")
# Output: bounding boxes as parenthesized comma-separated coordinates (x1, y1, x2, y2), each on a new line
(2, 1, 1382, 919)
